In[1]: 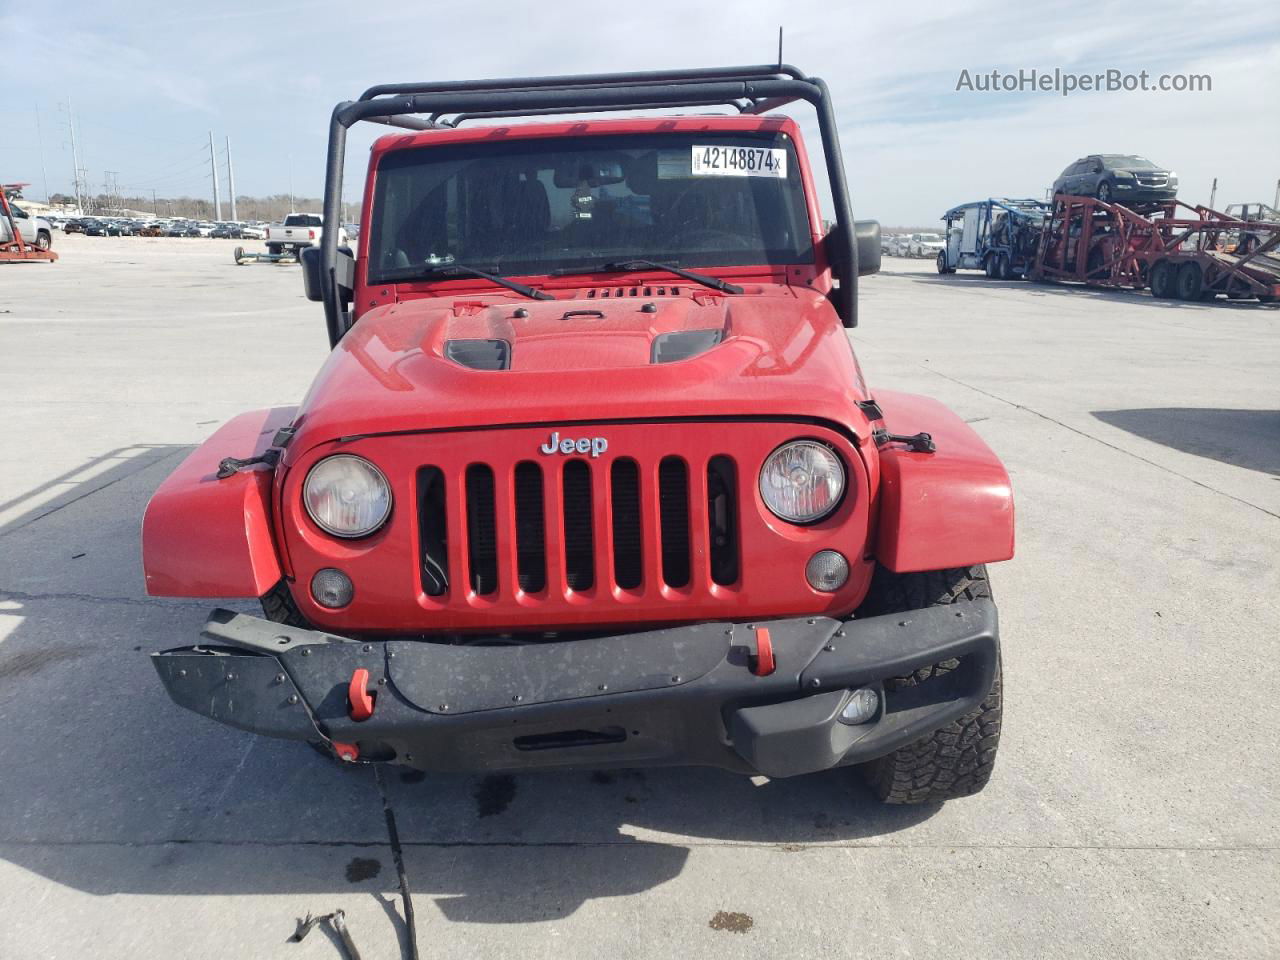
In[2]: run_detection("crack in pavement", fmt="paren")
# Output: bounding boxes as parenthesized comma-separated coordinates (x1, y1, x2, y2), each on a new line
(0, 446, 189, 539)
(1, 838, 1276, 852)
(851, 336, 1280, 521)
(0, 588, 213, 610)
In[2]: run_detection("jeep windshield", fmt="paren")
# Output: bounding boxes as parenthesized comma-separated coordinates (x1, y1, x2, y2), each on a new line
(368, 131, 815, 285)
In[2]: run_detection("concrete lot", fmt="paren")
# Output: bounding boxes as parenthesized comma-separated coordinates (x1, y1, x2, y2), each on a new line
(1, 234, 1277, 959)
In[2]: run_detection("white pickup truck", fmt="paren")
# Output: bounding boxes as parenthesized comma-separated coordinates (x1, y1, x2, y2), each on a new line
(264, 213, 347, 255)
(0, 199, 55, 251)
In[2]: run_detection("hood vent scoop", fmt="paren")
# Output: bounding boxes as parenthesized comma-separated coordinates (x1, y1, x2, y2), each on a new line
(445, 338, 511, 371)
(651, 329, 724, 364)
(585, 285, 683, 299)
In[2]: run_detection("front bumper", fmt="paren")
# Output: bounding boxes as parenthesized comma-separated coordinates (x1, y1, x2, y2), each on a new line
(153, 602, 998, 779)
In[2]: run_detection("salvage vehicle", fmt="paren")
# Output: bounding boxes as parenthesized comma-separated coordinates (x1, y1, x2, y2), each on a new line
(1051, 155, 1177, 206)
(938, 198, 1048, 278)
(908, 232, 945, 258)
(144, 65, 1013, 804)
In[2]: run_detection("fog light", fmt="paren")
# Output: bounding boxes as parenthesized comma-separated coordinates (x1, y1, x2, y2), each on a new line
(805, 550, 849, 591)
(311, 568, 354, 609)
(839, 687, 880, 725)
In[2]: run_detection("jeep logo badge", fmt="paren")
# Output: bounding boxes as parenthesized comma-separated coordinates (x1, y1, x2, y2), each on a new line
(540, 431, 608, 458)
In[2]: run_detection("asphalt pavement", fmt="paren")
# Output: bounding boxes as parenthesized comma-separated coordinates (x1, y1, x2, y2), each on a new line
(1, 235, 1277, 958)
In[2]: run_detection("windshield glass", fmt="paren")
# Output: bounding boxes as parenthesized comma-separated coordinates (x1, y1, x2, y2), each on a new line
(1102, 155, 1158, 170)
(368, 131, 814, 284)
(284, 214, 322, 227)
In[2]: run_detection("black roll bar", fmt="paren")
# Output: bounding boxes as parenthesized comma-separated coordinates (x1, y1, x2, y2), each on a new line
(319, 65, 858, 348)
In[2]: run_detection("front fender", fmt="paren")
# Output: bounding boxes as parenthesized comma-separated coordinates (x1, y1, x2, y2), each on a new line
(871, 390, 1014, 573)
(143, 407, 296, 597)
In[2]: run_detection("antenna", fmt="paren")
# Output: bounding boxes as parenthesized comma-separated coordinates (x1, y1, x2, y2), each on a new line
(777, 26, 783, 69)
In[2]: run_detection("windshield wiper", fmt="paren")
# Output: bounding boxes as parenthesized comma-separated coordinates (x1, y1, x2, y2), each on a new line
(389, 263, 553, 301)
(556, 259, 742, 295)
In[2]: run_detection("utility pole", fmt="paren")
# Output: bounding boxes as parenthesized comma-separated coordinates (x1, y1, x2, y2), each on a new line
(225, 135, 237, 220)
(288, 153, 295, 213)
(1273, 178, 1279, 212)
(208, 131, 222, 220)
(66, 96, 83, 213)
(152, 189, 158, 216)
(35, 105, 50, 203)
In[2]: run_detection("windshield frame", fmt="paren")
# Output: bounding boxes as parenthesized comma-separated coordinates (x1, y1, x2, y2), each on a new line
(363, 122, 821, 289)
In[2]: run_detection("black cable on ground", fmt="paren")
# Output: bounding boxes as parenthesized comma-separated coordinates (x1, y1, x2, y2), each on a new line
(375, 764, 421, 960)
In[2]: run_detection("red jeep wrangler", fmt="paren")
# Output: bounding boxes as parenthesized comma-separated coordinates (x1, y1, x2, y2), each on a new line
(144, 66, 1013, 803)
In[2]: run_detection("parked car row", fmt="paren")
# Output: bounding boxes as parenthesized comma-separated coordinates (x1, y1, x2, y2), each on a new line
(881, 232, 946, 258)
(55, 217, 269, 239)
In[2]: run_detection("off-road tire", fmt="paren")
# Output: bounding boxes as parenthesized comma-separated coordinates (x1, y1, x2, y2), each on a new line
(260, 580, 311, 627)
(855, 565, 1002, 804)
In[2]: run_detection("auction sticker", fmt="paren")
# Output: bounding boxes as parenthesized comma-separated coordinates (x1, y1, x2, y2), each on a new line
(691, 145, 787, 178)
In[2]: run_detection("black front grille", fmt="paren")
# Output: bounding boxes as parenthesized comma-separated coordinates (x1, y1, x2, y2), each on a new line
(610, 459, 643, 589)
(562, 460, 595, 591)
(417, 445, 741, 599)
(707, 456, 739, 586)
(417, 467, 449, 596)
(658, 457, 691, 588)
(465, 464, 498, 594)
(514, 462, 546, 592)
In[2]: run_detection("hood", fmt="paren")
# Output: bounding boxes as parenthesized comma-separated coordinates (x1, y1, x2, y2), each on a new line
(288, 283, 872, 452)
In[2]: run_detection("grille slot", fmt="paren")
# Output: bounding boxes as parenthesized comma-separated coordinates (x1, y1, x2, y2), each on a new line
(707, 456, 739, 586)
(417, 467, 449, 596)
(465, 464, 498, 595)
(658, 456, 691, 588)
(562, 460, 595, 591)
(610, 459, 643, 589)
(514, 461, 546, 593)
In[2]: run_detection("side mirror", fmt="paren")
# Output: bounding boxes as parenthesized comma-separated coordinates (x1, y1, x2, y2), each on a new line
(854, 220, 881, 276)
(301, 245, 354, 304)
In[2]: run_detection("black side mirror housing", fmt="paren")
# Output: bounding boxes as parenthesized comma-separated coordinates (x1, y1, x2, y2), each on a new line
(301, 245, 354, 304)
(854, 220, 881, 276)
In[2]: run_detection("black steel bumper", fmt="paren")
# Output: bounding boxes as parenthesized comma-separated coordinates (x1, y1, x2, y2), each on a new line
(152, 602, 999, 779)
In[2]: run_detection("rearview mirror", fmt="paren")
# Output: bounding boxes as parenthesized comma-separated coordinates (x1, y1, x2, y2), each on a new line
(301, 246, 354, 305)
(854, 220, 881, 276)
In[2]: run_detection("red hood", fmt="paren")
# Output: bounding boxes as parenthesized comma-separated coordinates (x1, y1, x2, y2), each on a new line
(287, 283, 873, 456)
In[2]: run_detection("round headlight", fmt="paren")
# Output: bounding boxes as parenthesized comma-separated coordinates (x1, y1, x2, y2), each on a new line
(303, 455, 392, 538)
(759, 440, 845, 523)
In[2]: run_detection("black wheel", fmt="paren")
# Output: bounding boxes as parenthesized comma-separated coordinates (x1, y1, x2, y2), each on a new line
(1149, 260, 1174, 298)
(35, 230, 52, 251)
(996, 253, 1011, 280)
(1175, 261, 1203, 301)
(260, 580, 310, 627)
(983, 255, 996, 279)
(854, 565, 1003, 804)
(936, 250, 953, 274)
(233, 245, 245, 264)
(1097, 181, 1113, 203)
(267, 243, 282, 256)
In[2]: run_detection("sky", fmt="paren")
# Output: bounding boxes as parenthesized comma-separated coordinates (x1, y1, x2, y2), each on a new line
(1, 0, 1277, 226)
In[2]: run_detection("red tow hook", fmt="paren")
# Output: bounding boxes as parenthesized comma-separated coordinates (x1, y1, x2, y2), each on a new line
(348, 667, 375, 721)
(749, 626, 776, 676)
(332, 741, 360, 762)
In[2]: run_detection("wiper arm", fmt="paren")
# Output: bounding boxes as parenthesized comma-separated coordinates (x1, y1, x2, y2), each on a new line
(398, 263, 553, 301)
(597, 259, 743, 295)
